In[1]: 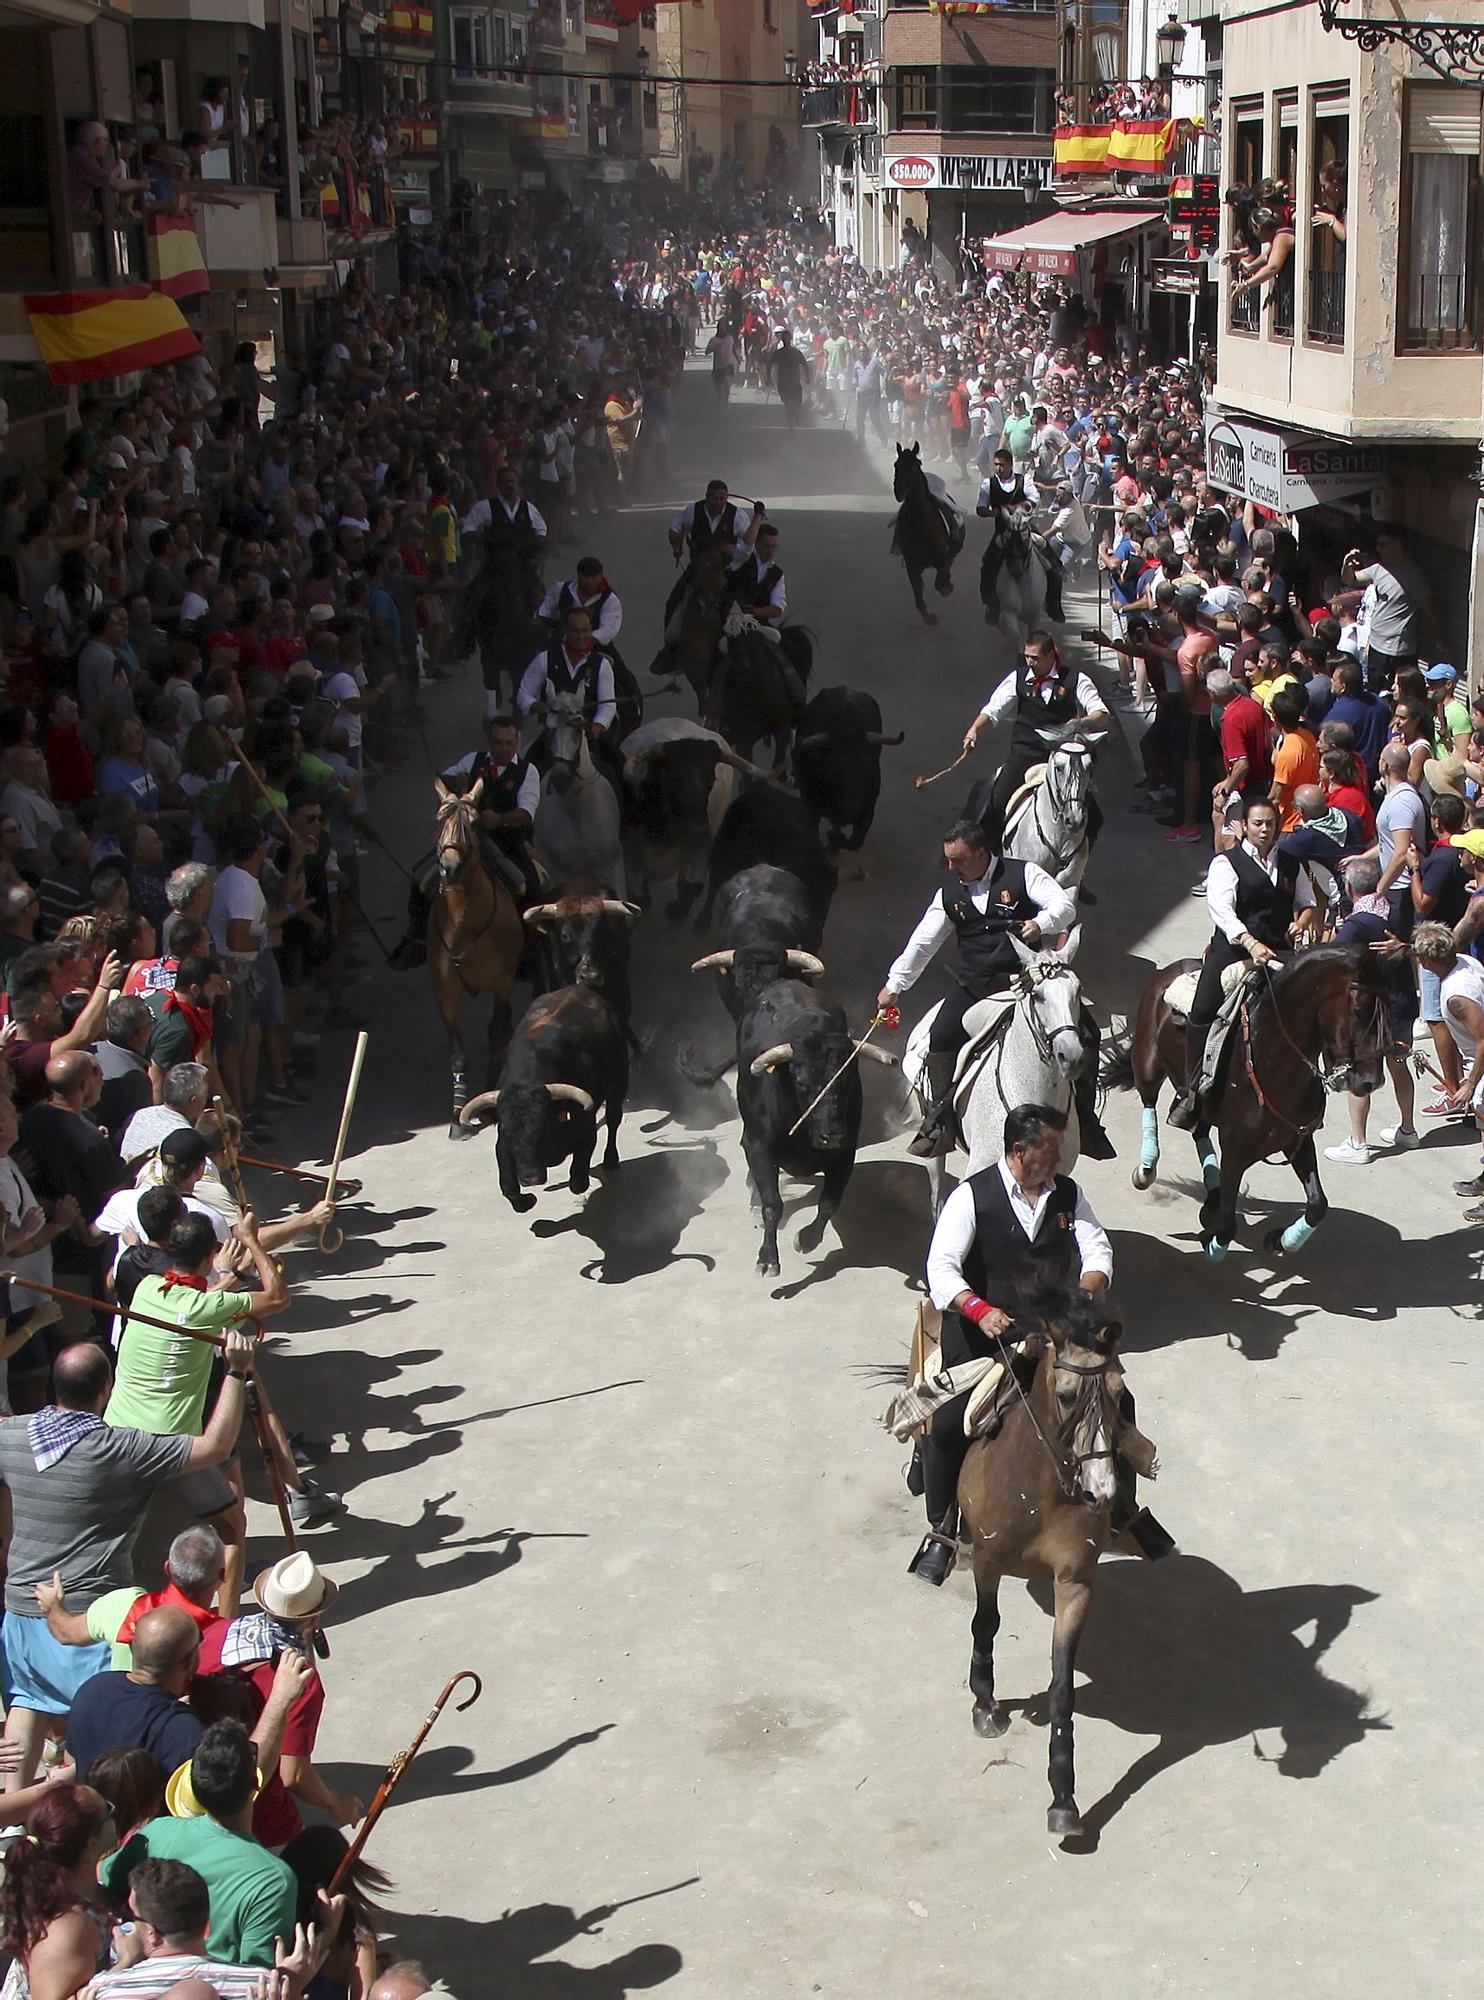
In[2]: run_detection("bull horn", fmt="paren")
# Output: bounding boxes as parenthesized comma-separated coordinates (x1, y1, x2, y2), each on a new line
(523, 903, 559, 927)
(458, 1089, 500, 1124)
(858, 1042, 900, 1067)
(545, 1082, 596, 1112)
(691, 950, 736, 972)
(865, 731, 906, 747)
(749, 1042, 794, 1075)
(784, 950, 825, 977)
(598, 900, 644, 919)
(794, 732, 829, 749)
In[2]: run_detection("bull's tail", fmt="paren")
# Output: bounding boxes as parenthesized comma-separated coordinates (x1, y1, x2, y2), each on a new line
(1099, 1022, 1136, 1093)
(779, 625, 816, 686)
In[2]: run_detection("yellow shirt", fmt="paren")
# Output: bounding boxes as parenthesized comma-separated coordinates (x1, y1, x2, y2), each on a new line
(1251, 670, 1297, 715)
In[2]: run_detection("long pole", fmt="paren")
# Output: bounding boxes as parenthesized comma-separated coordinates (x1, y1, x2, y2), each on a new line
(318, 1032, 369, 1254)
(0, 1272, 252, 1349)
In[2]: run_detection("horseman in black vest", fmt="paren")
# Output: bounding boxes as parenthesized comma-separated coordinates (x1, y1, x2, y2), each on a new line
(665, 479, 761, 629)
(539, 555, 624, 650)
(977, 446, 1063, 623)
(389, 713, 541, 968)
(964, 632, 1110, 855)
(876, 817, 1113, 1159)
(461, 465, 547, 717)
(912, 1101, 1112, 1585)
(1169, 794, 1314, 1128)
(721, 519, 809, 718)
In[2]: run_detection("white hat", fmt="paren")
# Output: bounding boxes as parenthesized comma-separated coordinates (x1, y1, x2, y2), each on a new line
(249, 1550, 338, 1618)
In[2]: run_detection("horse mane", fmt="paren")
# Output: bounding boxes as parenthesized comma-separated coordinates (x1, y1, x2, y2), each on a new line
(1272, 939, 1387, 993)
(1005, 1281, 1117, 1356)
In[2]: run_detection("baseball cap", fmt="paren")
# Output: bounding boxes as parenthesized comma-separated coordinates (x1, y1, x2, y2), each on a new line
(1424, 662, 1459, 683)
(160, 1129, 212, 1171)
(1453, 829, 1484, 859)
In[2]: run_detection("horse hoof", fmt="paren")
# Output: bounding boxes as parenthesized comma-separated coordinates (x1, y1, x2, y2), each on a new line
(1204, 1237, 1230, 1263)
(1131, 1163, 1156, 1190)
(1262, 1227, 1286, 1258)
(1047, 1805, 1084, 1839)
(972, 1703, 1009, 1739)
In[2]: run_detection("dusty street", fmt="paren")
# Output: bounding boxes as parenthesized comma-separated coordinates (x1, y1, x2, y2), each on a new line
(256, 365, 1484, 1998)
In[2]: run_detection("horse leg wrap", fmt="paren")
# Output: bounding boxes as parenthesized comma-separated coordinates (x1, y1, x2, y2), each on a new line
(1204, 1237, 1230, 1263)
(1197, 1135, 1220, 1193)
(1139, 1106, 1160, 1173)
(1280, 1215, 1318, 1255)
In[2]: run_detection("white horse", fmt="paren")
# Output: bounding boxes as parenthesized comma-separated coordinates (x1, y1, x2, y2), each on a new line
(986, 511, 1048, 651)
(903, 934, 1087, 1212)
(1002, 725, 1105, 895)
(532, 691, 626, 896)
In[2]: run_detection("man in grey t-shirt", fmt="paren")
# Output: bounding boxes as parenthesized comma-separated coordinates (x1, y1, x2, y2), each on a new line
(1375, 743, 1429, 936)
(1346, 525, 1433, 688)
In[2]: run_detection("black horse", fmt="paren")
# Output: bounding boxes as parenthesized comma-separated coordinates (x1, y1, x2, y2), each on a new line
(890, 443, 964, 626)
(1118, 942, 1391, 1260)
(704, 624, 815, 769)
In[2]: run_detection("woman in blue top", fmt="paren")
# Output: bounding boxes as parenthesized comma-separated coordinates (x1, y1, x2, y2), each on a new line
(96, 716, 161, 813)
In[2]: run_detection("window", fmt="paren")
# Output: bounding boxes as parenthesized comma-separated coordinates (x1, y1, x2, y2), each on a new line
(942, 68, 1053, 135)
(763, 0, 775, 28)
(564, 0, 582, 32)
(893, 66, 938, 131)
(1307, 96, 1348, 345)
(1228, 100, 1263, 334)
(1400, 83, 1481, 350)
(451, 9, 489, 77)
(509, 16, 524, 61)
(1269, 93, 1298, 338)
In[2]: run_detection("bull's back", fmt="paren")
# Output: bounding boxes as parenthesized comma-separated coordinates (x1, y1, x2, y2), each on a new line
(503, 986, 627, 1098)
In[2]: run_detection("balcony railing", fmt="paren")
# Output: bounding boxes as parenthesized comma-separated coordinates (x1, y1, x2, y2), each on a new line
(1306, 261, 1345, 346)
(1229, 283, 1260, 335)
(1271, 265, 1295, 339)
(1402, 271, 1477, 352)
(800, 83, 876, 128)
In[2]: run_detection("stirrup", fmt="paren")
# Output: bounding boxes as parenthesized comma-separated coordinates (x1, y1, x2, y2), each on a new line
(1167, 1091, 1201, 1132)
(908, 1526, 958, 1584)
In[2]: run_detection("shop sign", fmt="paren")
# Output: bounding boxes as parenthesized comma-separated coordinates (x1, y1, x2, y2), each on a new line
(1152, 257, 1204, 295)
(884, 152, 1051, 192)
(1205, 411, 1383, 511)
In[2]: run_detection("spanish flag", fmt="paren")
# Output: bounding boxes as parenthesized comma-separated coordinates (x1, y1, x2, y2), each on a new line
(23, 287, 201, 387)
(1105, 117, 1179, 171)
(1053, 124, 1112, 175)
(146, 214, 209, 300)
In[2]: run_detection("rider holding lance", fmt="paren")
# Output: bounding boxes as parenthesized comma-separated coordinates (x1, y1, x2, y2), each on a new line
(912, 1101, 1112, 1586)
(875, 817, 1113, 1159)
(1169, 794, 1315, 1129)
(977, 447, 1064, 625)
(963, 630, 1109, 856)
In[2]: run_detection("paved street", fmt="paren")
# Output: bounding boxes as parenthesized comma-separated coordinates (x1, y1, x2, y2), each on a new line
(260, 366, 1483, 1998)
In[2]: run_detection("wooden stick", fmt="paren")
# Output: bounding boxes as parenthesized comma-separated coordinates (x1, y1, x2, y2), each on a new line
(318, 1032, 369, 1254)
(233, 745, 297, 845)
(245, 1376, 297, 1551)
(0, 1272, 255, 1350)
(328, 1672, 482, 1894)
(237, 1154, 363, 1198)
(914, 746, 971, 791)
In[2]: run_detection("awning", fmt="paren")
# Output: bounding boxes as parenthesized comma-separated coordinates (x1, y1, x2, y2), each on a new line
(983, 207, 1163, 277)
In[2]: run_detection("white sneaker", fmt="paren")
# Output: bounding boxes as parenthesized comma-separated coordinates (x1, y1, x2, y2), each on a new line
(1323, 1138, 1371, 1164)
(1378, 1125, 1420, 1149)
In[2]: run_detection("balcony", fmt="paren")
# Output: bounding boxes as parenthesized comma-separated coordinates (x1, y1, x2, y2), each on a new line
(1051, 76, 1217, 189)
(446, 68, 534, 117)
(197, 189, 277, 275)
(1306, 262, 1345, 348)
(800, 82, 877, 130)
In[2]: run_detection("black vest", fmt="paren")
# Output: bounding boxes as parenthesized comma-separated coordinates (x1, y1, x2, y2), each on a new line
(949, 1166, 1081, 1361)
(727, 556, 783, 611)
(986, 472, 1030, 513)
(480, 499, 542, 583)
(944, 859, 1036, 992)
(1224, 843, 1297, 951)
(1011, 659, 1080, 755)
(468, 752, 534, 817)
(689, 500, 737, 554)
(544, 642, 601, 701)
(558, 579, 611, 624)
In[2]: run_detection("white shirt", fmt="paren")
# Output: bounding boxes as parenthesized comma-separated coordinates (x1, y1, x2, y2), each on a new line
(117, 1103, 190, 1167)
(978, 667, 1104, 726)
(1442, 956, 1484, 1073)
(0, 780, 61, 854)
(537, 580, 623, 646)
(976, 469, 1041, 512)
(461, 495, 548, 539)
(885, 864, 1076, 995)
(441, 752, 540, 819)
(208, 863, 268, 973)
(728, 550, 786, 615)
(670, 499, 749, 545)
(926, 1158, 1113, 1310)
(1203, 839, 1315, 947)
(322, 667, 366, 748)
(515, 647, 616, 733)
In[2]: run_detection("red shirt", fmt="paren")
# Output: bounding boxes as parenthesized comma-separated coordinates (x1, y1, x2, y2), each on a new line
(263, 631, 308, 678)
(1219, 690, 1273, 788)
(1329, 781, 1376, 840)
(45, 724, 94, 807)
(196, 1620, 325, 1849)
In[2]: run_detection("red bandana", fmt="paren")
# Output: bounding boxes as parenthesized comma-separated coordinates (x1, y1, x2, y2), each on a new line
(116, 1579, 218, 1647)
(160, 1271, 208, 1294)
(164, 992, 214, 1058)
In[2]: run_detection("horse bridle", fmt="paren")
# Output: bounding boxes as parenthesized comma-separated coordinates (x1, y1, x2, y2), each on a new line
(991, 1328, 1117, 1503)
(1010, 961, 1084, 1069)
(1026, 747, 1091, 872)
(1239, 966, 1389, 1134)
(431, 797, 503, 972)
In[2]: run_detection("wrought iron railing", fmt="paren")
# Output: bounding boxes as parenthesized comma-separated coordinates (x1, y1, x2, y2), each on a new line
(1306, 262, 1345, 345)
(1402, 270, 1476, 351)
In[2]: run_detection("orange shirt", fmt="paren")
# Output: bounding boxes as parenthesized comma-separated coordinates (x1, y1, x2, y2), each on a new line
(1271, 726, 1320, 829)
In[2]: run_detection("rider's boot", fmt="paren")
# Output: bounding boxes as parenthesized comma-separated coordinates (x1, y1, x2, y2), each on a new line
(909, 1051, 959, 1159)
(909, 1509, 959, 1586)
(1043, 560, 1066, 622)
(1168, 1018, 1211, 1130)
(389, 874, 434, 971)
(1074, 1064, 1116, 1160)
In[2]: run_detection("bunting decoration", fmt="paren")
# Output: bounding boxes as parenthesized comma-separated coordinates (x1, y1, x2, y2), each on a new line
(23, 286, 201, 386)
(146, 214, 209, 300)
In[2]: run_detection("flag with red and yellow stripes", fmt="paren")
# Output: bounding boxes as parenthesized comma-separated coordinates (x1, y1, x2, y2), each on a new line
(1105, 117, 1179, 170)
(146, 214, 209, 300)
(1053, 125, 1112, 175)
(23, 286, 201, 387)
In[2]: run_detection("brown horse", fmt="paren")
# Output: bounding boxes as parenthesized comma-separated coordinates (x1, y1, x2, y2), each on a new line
(428, 779, 526, 1137)
(958, 1288, 1157, 1838)
(1119, 942, 1391, 1261)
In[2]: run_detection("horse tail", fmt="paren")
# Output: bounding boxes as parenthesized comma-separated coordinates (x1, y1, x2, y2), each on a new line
(779, 626, 816, 684)
(1099, 1029, 1136, 1093)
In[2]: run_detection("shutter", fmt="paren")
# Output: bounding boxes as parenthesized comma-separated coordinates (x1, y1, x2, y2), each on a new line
(1409, 85, 1483, 156)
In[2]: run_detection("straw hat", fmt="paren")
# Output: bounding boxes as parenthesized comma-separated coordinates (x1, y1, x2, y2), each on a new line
(248, 1550, 338, 1619)
(1423, 754, 1468, 800)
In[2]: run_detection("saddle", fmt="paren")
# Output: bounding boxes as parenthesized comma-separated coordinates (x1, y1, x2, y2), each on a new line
(1002, 763, 1049, 839)
(1168, 961, 1260, 1111)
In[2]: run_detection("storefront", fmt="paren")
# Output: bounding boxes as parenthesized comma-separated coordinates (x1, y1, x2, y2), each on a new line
(978, 205, 1165, 321)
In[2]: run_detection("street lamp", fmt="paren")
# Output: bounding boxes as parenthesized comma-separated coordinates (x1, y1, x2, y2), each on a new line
(1154, 11, 1184, 73)
(783, 48, 798, 81)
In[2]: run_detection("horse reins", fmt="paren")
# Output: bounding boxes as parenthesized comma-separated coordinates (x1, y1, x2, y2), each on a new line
(1238, 964, 1389, 1138)
(990, 1328, 1115, 1504)
(431, 800, 507, 973)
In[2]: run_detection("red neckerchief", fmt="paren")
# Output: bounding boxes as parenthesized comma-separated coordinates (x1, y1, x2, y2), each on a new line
(160, 1270, 208, 1293)
(164, 991, 214, 1056)
(117, 1579, 218, 1647)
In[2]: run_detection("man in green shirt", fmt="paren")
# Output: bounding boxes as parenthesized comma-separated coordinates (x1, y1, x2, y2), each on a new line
(103, 1711, 308, 1968)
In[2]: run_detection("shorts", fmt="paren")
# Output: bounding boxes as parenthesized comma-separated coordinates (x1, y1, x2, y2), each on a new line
(1419, 964, 1444, 1024)
(2, 1609, 109, 1716)
(214, 974, 249, 1052)
(247, 949, 285, 1030)
(169, 1453, 240, 1520)
(950, 425, 970, 449)
(4, 1305, 50, 1382)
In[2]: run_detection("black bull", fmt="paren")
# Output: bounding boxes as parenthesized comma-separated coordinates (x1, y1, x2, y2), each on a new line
(793, 685, 904, 852)
(458, 986, 628, 1212)
(736, 979, 896, 1277)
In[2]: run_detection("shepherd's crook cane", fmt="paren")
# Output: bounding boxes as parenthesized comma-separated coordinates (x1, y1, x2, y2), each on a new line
(787, 1009, 899, 1138)
(328, 1672, 482, 1892)
(318, 1032, 369, 1253)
